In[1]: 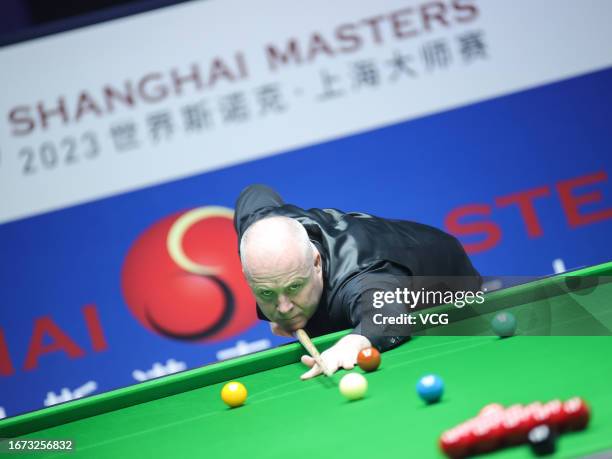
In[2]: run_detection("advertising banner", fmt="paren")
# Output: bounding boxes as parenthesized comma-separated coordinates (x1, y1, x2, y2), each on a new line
(1, 0, 611, 417)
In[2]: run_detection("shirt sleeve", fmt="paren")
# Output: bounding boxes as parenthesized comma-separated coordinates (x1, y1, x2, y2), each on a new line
(337, 262, 413, 352)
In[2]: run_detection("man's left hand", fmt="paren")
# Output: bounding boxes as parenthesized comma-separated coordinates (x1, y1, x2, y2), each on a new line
(300, 334, 372, 380)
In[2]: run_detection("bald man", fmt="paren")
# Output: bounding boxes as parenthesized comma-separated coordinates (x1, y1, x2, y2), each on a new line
(234, 184, 481, 379)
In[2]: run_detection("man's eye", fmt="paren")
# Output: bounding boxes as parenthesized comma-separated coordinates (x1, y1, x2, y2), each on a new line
(288, 284, 302, 293)
(259, 290, 274, 298)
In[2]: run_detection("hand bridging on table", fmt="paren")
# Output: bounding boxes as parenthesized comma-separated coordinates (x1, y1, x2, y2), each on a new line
(300, 334, 372, 380)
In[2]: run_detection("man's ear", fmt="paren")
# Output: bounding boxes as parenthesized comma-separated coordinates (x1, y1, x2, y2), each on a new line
(313, 251, 322, 272)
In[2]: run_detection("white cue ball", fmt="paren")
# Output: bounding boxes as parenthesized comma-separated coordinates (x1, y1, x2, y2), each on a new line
(339, 373, 368, 400)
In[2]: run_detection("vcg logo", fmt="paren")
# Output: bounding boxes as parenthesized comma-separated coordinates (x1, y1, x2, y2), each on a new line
(121, 207, 257, 342)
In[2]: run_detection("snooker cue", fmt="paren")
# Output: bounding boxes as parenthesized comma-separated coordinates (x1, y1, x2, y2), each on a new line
(295, 329, 333, 377)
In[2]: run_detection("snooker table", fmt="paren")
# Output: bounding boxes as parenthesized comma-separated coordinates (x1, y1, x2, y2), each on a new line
(1, 262, 611, 459)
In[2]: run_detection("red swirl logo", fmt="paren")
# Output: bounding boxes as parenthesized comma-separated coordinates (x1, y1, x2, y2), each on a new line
(121, 207, 257, 342)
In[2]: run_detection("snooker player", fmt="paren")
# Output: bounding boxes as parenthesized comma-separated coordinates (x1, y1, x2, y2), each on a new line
(234, 184, 481, 379)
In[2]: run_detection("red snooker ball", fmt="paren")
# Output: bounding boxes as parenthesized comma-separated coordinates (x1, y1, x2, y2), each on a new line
(357, 347, 381, 372)
(562, 397, 590, 431)
(439, 429, 471, 458)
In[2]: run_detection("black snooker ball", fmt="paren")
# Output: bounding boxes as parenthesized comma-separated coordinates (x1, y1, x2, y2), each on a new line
(527, 425, 556, 456)
(563, 275, 599, 296)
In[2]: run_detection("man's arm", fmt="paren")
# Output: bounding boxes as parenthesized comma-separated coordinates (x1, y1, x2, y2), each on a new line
(347, 263, 413, 350)
(234, 184, 286, 325)
(300, 264, 411, 379)
(233, 184, 284, 243)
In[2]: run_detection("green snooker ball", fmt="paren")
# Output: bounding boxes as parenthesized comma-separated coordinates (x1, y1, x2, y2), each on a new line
(491, 312, 517, 337)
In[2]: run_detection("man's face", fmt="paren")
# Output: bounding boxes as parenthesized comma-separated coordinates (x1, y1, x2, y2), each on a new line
(246, 251, 323, 331)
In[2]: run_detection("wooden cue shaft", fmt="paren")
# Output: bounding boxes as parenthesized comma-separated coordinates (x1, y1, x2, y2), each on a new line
(295, 329, 332, 377)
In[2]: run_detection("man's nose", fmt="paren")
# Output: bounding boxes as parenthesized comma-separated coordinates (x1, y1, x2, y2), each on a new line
(277, 296, 293, 314)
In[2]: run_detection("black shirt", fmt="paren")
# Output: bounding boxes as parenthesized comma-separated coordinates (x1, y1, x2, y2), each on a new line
(234, 184, 481, 351)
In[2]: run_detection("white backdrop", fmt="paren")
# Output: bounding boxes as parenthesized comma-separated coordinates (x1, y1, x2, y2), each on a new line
(1, 0, 612, 224)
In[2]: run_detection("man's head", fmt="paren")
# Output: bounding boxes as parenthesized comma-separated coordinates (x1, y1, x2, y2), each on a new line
(240, 216, 324, 331)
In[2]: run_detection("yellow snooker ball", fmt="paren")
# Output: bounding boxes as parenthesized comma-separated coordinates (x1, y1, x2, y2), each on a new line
(221, 381, 247, 408)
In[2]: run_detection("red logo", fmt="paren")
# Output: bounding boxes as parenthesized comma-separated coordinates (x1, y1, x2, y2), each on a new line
(121, 207, 257, 343)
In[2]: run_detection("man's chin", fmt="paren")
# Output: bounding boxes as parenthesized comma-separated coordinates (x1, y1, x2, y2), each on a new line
(282, 317, 306, 330)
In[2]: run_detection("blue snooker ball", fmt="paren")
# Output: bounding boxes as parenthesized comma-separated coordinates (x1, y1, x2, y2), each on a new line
(416, 374, 444, 404)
